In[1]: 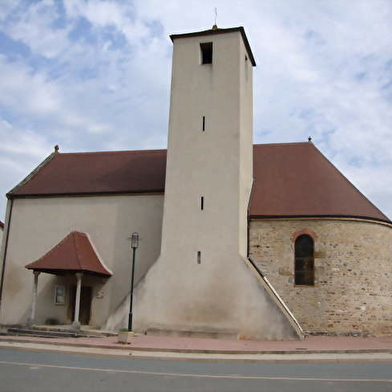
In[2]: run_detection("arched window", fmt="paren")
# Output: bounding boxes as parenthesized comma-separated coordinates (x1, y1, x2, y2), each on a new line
(294, 234, 314, 286)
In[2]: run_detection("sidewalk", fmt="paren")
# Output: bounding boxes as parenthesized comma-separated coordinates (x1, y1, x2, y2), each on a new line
(1, 332, 392, 363)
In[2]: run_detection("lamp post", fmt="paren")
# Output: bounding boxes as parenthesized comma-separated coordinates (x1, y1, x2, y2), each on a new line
(128, 232, 139, 331)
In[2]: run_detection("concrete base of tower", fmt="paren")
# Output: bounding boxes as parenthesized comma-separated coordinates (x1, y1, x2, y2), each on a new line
(133, 253, 301, 341)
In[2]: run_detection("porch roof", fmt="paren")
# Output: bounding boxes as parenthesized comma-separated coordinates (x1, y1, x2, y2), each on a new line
(25, 231, 112, 277)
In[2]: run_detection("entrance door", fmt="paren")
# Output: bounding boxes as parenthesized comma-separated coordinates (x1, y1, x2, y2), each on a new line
(68, 286, 92, 325)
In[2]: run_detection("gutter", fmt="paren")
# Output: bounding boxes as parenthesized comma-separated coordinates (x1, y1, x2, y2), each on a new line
(8, 190, 165, 199)
(250, 215, 392, 228)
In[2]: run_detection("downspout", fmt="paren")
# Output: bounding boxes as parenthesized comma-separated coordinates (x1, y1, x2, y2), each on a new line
(0, 198, 14, 311)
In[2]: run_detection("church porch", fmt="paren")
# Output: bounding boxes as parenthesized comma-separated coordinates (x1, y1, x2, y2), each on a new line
(24, 231, 112, 329)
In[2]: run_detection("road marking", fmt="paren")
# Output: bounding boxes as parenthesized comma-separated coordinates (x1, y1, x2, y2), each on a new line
(0, 360, 391, 383)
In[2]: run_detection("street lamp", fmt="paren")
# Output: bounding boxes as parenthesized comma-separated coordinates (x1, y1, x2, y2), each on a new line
(128, 232, 139, 331)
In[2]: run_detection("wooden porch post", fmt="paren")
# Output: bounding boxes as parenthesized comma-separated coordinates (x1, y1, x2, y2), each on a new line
(71, 272, 83, 329)
(27, 271, 40, 326)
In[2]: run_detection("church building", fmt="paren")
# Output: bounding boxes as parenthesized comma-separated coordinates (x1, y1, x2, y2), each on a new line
(0, 26, 391, 340)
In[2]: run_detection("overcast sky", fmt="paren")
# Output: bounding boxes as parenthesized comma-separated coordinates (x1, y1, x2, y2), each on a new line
(1, 0, 392, 222)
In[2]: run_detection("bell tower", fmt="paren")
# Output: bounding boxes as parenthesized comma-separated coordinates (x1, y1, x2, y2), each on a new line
(161, 26, 255, 263)
(135, 27, 297, 339)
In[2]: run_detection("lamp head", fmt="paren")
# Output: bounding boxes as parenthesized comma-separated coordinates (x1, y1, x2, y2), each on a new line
(130, 232, 139, 249)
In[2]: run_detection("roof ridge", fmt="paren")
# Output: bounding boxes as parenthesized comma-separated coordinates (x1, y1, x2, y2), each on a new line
(16, 144, 313, 162)
(253, 142, 310, 147)
(60, 149, 167, 156)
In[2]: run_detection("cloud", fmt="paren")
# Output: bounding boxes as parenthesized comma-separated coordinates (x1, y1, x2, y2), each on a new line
(0, 55, 61, 115)
(63, 0, 150, 43)
(2, 0, 71, 59)
(64, 0, 127, 26)
(0, 119, 49, 158)
(0, 119, 53, 217)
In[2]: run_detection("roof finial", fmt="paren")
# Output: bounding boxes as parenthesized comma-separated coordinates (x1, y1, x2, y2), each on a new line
(54, 144, 59, 152)
(212, 7, 218, 30)
(308, 136, 312, 142)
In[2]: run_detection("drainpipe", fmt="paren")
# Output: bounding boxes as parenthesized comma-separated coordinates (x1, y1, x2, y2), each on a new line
(0, 198, 14, 312)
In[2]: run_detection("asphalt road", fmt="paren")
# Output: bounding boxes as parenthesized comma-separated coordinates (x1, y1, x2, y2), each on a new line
(0, 348, 391, 392)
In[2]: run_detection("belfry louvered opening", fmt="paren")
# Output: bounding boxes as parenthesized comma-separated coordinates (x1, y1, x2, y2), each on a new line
(200, 42, 213, 64)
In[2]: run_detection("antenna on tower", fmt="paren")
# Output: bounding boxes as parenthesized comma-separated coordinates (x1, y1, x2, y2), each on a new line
(212, 7, 218, 29)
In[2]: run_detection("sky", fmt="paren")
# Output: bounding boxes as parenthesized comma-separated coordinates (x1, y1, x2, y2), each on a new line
(1, 0, 392, 221)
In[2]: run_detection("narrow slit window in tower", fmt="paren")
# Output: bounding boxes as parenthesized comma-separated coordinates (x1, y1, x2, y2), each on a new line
(197, 251, 201, 264)
(202, 116, 205, 131)
(200, 42, 213, 64)
(200, 196, 204, 210)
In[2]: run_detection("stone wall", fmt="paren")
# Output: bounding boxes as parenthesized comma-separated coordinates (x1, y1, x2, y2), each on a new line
(249, 218, 392, 336)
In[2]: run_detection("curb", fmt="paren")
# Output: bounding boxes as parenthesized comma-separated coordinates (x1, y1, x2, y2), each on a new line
(1, 341, 392, 364)
(0, 336, 391, 355)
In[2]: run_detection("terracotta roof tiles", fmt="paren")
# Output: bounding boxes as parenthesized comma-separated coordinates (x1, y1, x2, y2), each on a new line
(10, 150, 166, 196)
(250, 143, 389, 221)
(25, 231, 112, 276)
(9, 143, 390, 223)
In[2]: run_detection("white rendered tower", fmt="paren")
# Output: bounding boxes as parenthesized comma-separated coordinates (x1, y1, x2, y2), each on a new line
(162, 26, 254, 266)
(135, 27, 296, 339)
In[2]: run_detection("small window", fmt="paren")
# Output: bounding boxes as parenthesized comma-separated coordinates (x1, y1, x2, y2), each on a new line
(200, 42, 213, 64)
(202, 116, 206, 131)
(197, 251, 201, 264)
(54, 285, 65, 305)
(294, 235, 314, 286)
(201, 196, 204, 210)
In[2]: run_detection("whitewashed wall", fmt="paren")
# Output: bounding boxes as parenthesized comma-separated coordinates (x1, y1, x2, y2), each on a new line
(0, 194, 163, 329)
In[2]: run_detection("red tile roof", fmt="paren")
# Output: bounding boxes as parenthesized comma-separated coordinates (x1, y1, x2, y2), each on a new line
(250, 143, 389, 221)
(10, 149, 166, 196)
(9, 143, 390, 223)
(25, 231, 112, 276)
